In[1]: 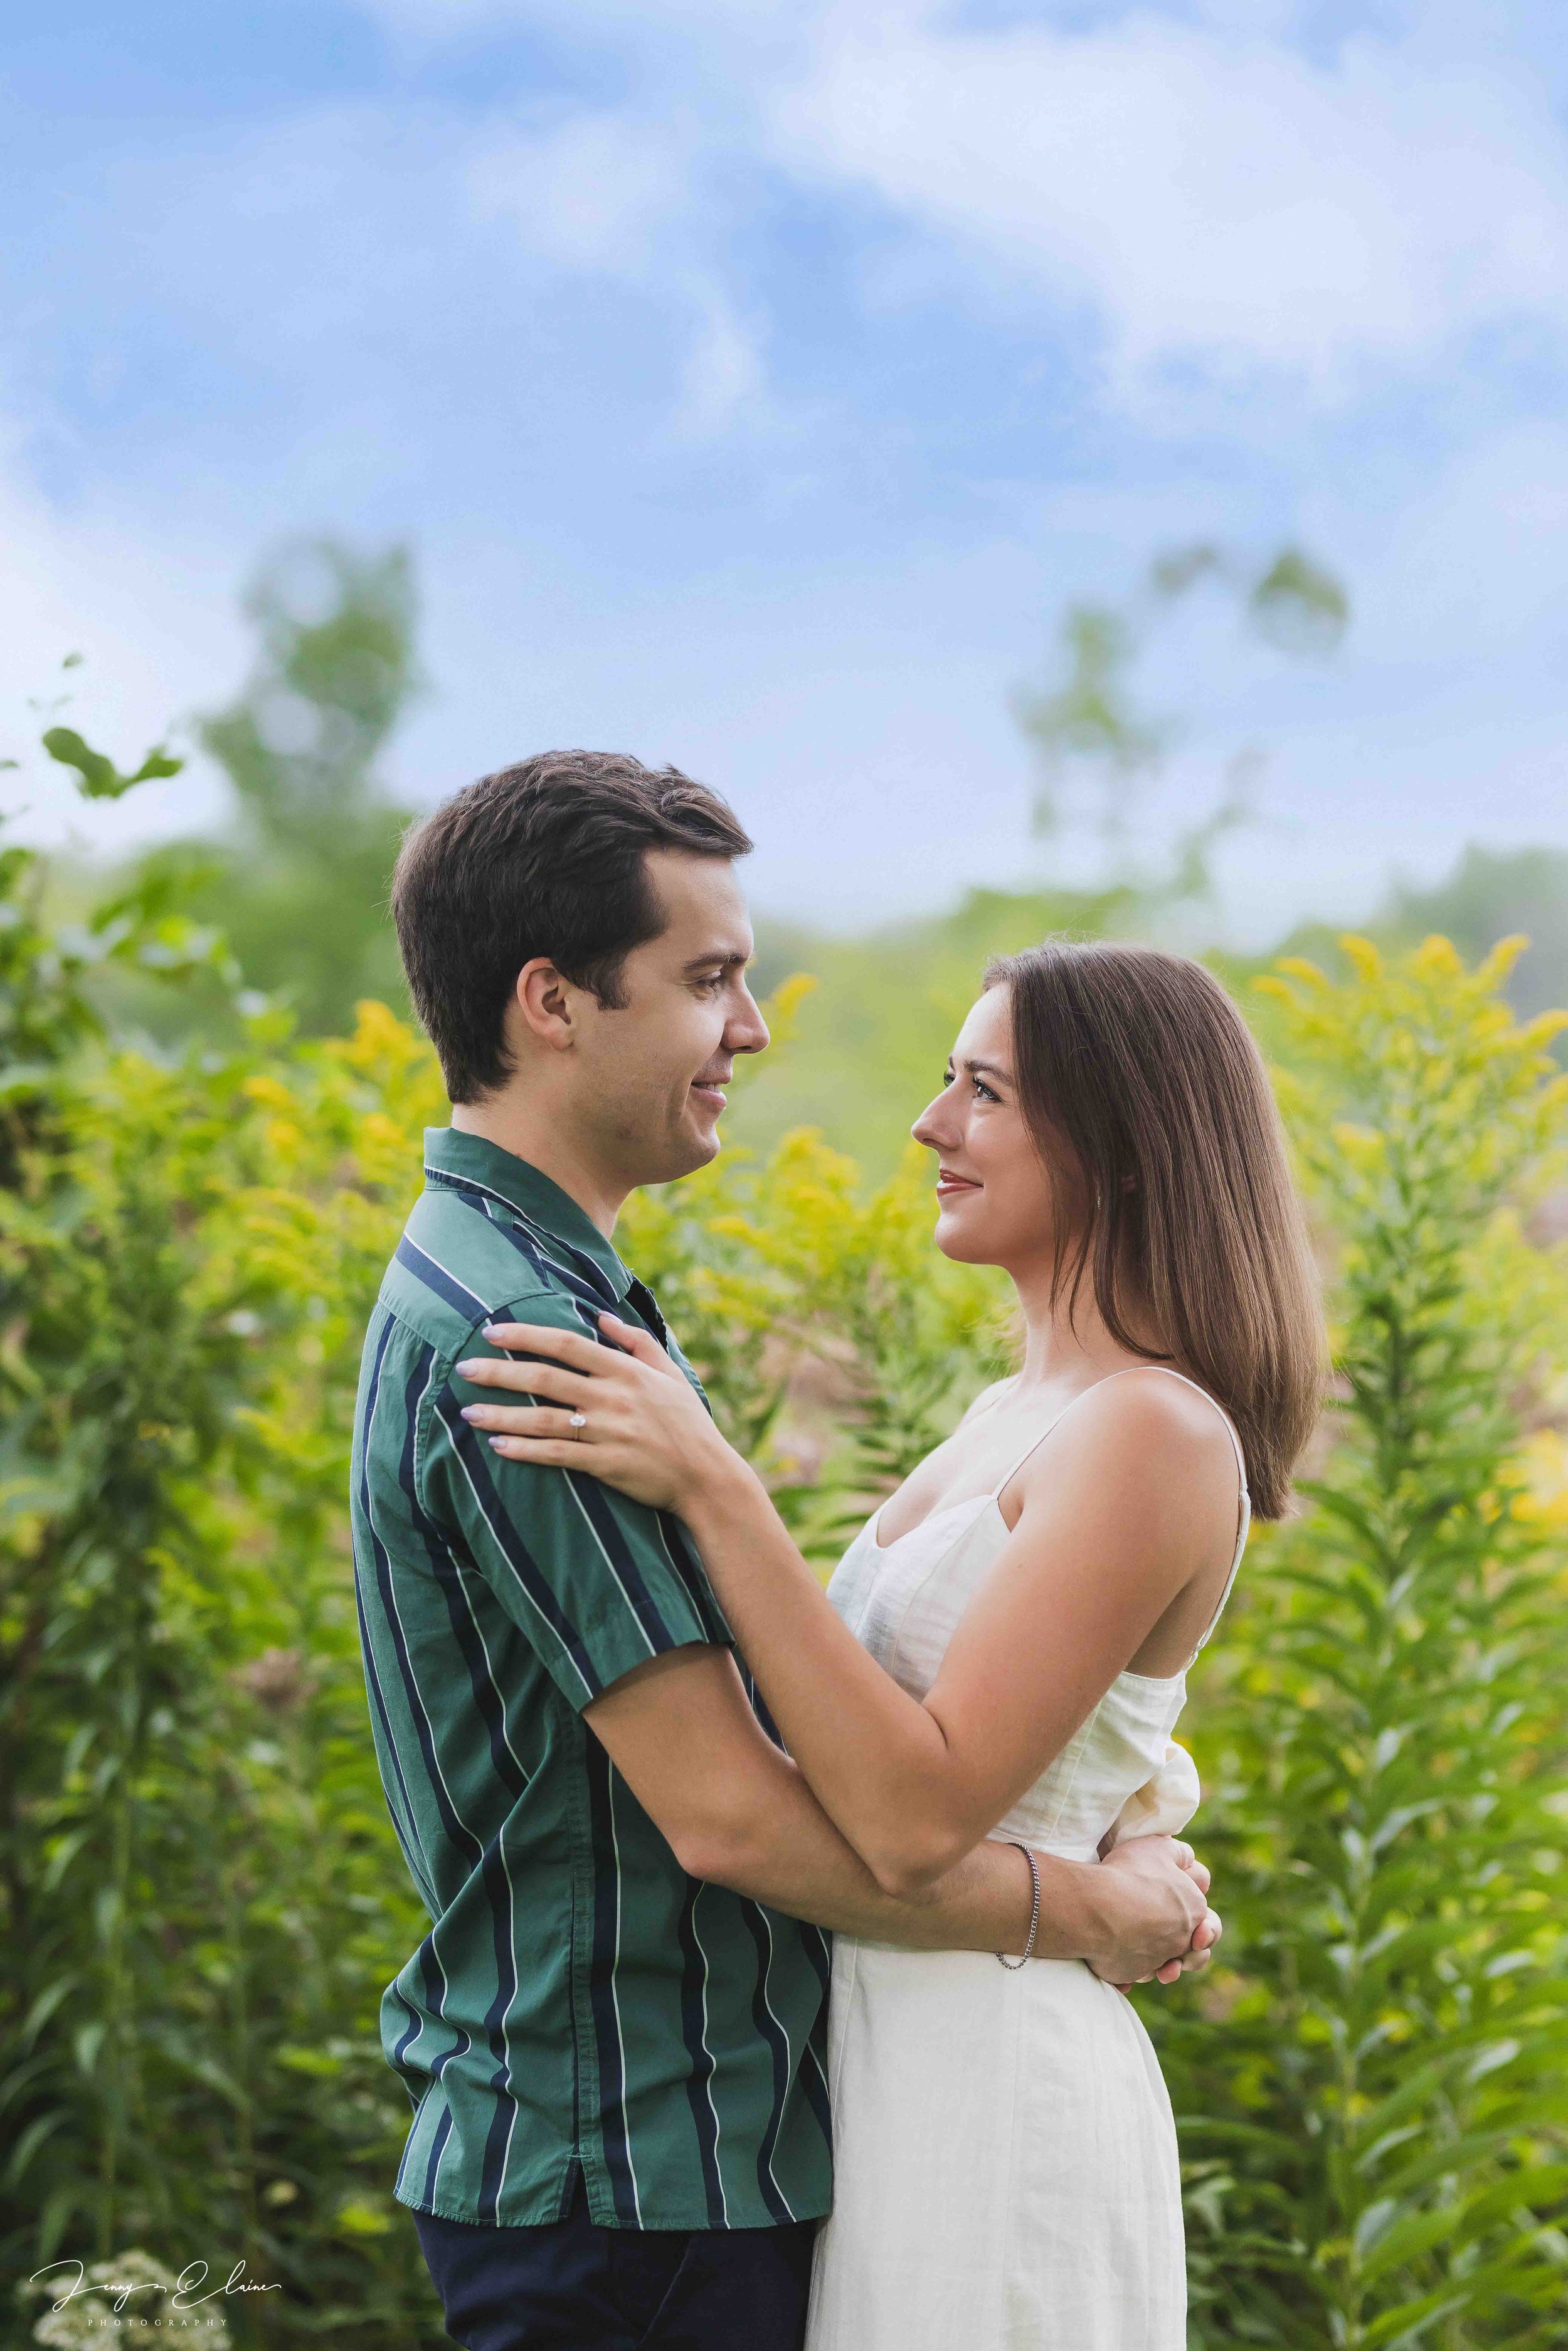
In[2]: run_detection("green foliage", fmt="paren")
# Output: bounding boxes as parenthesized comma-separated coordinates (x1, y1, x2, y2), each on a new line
(737, 883, 1137, 1176)
(1155, 937, 1568, 2348)
(40, 730, 183, 802)
(0, 1014, 452, 2341)
(123, 541, 420, 1043)
(6, 713, 1567, 2345)
(1382, 846, 1568, 1036)
(1, 745, 445, 2343)
(0, 751, 236, 1185)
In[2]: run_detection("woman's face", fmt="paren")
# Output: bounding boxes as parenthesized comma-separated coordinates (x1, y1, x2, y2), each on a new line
(911, 986, 1073, 1271)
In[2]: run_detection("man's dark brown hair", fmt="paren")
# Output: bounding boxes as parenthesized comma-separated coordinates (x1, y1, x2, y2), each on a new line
(391, 750, 753, 1104)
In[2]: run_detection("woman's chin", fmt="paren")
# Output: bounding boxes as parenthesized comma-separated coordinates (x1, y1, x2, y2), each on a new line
(932, 1209, 989, 1265)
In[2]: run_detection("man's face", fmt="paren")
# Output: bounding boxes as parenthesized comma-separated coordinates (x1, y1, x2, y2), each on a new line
(568, 849, 769, 1187)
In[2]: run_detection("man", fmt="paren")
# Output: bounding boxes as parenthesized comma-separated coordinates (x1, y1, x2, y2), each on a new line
(352, 750, 1217, 2351)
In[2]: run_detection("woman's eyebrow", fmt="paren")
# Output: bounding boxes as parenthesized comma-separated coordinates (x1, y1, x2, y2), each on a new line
(958, 1056, 1012, 1082)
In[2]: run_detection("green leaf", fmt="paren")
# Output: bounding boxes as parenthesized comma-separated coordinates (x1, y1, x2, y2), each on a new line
(42, 724, 183, 800)
(1, 2109, 66, 2190)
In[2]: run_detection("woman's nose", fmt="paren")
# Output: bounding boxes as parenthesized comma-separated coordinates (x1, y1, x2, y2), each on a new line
(911, 1096, 951, 1149)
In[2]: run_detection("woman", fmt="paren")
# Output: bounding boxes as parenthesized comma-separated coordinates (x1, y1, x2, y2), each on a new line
(457, 940, 1323, 2349)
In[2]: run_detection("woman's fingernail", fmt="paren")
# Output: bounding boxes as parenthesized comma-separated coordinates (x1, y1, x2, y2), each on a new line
(457, 1359, 478, 1376)
(487, 1436, 506, 1450)
(460, 1406, 479, 1421)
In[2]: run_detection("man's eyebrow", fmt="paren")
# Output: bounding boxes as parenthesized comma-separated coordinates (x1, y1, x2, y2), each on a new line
(681, 947, 752, 974)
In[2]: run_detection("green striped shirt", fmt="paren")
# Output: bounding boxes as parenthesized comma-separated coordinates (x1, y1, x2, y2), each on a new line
(350, 1128, 832, 2231)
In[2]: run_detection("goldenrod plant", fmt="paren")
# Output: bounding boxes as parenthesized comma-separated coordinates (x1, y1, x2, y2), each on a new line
(1160, 938, 1568, 2348)
(1, 753, 443, 2340)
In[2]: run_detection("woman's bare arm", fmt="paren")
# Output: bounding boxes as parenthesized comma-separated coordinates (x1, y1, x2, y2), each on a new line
(583, 1643, 1214, 1981)
(457, 1321, 1238, 1897)
(665, 1378, 1234, 1891)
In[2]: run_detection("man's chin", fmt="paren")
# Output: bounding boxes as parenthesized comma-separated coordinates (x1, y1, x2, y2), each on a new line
(653, 1117, 723, 1183)
(686, 1118, 724, 1168)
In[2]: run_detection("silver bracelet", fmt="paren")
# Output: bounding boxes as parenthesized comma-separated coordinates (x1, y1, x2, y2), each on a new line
(997, 1842, 1040, 1970)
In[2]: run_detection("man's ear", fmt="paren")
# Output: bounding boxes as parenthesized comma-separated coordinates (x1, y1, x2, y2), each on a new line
(514, 957, 578, 1052)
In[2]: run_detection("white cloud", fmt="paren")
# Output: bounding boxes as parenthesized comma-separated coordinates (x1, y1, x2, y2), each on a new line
(467, 103, 772, 434)
(469, 111, 691, 272)
(355, 5, 1568, 411)
(774, 6, 1568, 396)
(677, 288, 767, 433)
(1322, 416, 1568, 661)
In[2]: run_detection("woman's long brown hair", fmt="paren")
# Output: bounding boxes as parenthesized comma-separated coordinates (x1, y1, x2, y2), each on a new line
(985, 940, 1323, 1519)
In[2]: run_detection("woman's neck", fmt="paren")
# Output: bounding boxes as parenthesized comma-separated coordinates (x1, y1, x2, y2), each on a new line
(1009, 1250, 1155, 1390)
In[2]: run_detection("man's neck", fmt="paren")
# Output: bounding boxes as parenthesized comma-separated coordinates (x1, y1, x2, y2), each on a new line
(450, 1098, 628, 1238)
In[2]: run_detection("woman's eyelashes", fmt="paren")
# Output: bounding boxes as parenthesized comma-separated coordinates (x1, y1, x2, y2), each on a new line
(940, 1068, 1000, 1104)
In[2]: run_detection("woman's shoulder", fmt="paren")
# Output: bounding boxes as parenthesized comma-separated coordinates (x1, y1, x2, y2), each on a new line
(1089, 1364, 1236, 1445)
(1032, 1366, 1241, 1499)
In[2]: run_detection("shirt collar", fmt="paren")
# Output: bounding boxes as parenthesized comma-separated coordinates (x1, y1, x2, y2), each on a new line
(421, 1127, 633, 1300)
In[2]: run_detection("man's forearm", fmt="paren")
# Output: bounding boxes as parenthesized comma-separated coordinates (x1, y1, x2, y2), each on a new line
(586, 1646, 1112, 1961)
(709, 1749, 1107, 1962)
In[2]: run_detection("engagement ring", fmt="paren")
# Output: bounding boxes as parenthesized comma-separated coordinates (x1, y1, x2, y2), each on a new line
(569, 1412, 587, 1438)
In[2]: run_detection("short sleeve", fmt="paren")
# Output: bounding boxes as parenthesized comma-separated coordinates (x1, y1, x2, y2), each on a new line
(419, 1292, 731, 1712)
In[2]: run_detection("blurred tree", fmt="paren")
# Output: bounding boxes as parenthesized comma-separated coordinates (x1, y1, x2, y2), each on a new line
(733, 543, 1350, 1171)
(1015, 539, 1348, 905)
(129, 541, 420, 1039)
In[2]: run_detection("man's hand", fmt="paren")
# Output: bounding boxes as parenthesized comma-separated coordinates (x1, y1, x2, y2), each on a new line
(1083, 1835, 1221, 1990)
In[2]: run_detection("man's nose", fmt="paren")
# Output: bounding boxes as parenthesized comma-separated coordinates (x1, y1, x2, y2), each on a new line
(728, 985, 770, 1057)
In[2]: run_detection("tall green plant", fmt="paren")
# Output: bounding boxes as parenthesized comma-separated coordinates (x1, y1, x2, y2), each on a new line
(1158, 936, 1568, 2348)
(1, 746, 443, 2342)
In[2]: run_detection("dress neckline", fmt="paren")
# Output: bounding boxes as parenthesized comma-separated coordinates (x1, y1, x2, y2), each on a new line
(859, 1367, 1253, 1666)
(869, 1489, 993, 1556)
(862, 1492, 1195, 1687)
(869, 1366, 1249, 1563)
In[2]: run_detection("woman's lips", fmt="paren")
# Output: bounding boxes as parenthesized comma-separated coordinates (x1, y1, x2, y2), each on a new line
(935, 1172, 981, 1199)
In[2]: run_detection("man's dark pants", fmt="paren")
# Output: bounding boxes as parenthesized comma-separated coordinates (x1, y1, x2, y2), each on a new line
(413, 2179, 817, 2350)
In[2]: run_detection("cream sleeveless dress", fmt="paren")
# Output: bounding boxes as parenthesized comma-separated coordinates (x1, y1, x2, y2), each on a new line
(805, 1368, 1249, 2351)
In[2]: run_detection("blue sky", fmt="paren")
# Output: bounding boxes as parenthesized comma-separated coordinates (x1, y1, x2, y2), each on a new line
(5, 1, 1567, 936)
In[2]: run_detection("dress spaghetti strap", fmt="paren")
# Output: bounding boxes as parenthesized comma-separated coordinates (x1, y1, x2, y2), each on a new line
(993, 1366, 1251, 1656)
